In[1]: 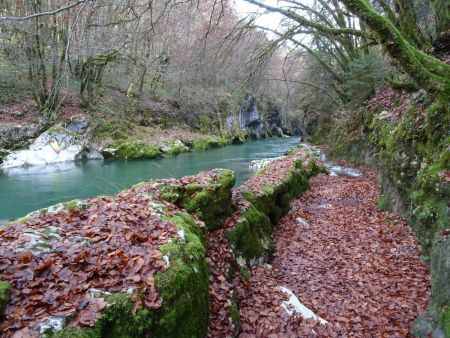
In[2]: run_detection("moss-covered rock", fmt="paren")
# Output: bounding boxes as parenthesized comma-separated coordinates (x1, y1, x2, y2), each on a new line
(242, 168, 310, 224)
(47, 212, 209, 338)
(191, 138, 219, 151)
(226, 205, 273, 267)
(152, 213, 209, 337)
(228, 157, 324, 267)
(101, 141, 161, 159)
(49, 294, 153, 338)
(160, 169, 236, 230)
(430, 231, 450, 337)
(0, 281, 11, 317)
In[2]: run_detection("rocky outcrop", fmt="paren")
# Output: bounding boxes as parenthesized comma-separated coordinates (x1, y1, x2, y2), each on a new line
(65, 115, 89, 135)
(1, 126, 86, 169)
(0, 122, 46, 149)
(264, 99, 285, 137)
(238, 93, 266, 139)
(238, 94, 289, 139)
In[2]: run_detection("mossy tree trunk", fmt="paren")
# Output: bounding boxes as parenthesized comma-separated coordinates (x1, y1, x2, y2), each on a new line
(340, 0, 450, 95)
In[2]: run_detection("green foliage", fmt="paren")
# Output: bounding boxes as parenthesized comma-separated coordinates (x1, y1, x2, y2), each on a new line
(340, 50, 390, 106)
(0, 281, 11, 317)
(376, 195, 390, 211)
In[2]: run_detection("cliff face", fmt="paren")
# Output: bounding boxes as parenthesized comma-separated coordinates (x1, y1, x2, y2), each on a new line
(238, 93, 287, 139)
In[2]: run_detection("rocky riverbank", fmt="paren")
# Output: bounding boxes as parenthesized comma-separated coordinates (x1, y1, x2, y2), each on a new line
(0, 91, 294, 169)
(0, 146, 323, 337)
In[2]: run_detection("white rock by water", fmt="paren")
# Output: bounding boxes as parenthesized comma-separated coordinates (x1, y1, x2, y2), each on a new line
(1, 126, 84, 169)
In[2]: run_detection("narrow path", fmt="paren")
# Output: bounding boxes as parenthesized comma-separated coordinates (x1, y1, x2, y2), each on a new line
(237, 169, 430, 337)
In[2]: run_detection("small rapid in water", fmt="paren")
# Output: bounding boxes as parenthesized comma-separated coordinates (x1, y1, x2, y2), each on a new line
(0, 137, 301, 220)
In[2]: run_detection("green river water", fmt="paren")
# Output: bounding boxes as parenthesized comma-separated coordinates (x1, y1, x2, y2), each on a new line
(0, 137, 300, 221)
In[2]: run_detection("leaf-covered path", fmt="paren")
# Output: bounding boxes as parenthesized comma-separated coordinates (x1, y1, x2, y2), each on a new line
(236, 167, 430, 337)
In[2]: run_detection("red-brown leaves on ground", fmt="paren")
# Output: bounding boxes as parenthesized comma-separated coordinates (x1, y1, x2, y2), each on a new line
(235, 171, 430, 337)
(0, 178, 196, 336)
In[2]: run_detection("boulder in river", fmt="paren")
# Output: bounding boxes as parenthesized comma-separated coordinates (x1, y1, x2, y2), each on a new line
(1, 126, 85, 169)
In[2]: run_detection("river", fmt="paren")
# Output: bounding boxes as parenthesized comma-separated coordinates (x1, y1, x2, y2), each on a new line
(0, 137, 300, 220)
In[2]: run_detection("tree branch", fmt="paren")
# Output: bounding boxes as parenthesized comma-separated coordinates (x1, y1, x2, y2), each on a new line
(244, 0, 370, 38)
(0, 1, 87, 22)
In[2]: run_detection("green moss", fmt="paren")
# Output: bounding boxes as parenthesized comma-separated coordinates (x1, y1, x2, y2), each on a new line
(159, 170, 236, 230)
(153, 213, 209, 338)
(131, 181, 147, 189)
(164, 145, 186, 156)
(191, 138, 215, 151)
(226, 205, 273, 265)
(218, 137, 232, 147)
(49, 294, 153, 338)
(160, 185, 183, 204)
(376, 195, 390, 211)
(229, 291, 241, 336)
(62, 200, 85, 211)
(185, 183, 202, 195)
(0, 281, 11, 316)
(113, 142, 161, 159)
(430, 234, 450, 336)
(441, 308, 450, 337)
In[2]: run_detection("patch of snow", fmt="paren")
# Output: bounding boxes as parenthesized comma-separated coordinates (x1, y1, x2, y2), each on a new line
(163, 255, 170, 267)
(263, 263, 272, 270)
(33, 316, 71, 335)
(279, 286, 328, 324)
(296, 217, 309, 228)
(177, 229, 185, 243)
(87, 288, 111, 299)
(326, 164, 363, 177)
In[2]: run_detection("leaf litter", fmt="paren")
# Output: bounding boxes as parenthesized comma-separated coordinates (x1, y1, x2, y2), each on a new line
(234, 169, 430, 337)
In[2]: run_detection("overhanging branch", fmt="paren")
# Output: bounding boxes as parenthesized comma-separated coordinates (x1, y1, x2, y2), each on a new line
(0, 1, 87, 22)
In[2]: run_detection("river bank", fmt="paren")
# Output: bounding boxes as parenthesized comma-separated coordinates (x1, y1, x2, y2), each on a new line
(0, 144, 323, 337)
(0, 137, 300, 221)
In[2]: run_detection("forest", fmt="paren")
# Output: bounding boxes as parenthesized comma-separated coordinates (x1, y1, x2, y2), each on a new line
(0, 0, 448, 337)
